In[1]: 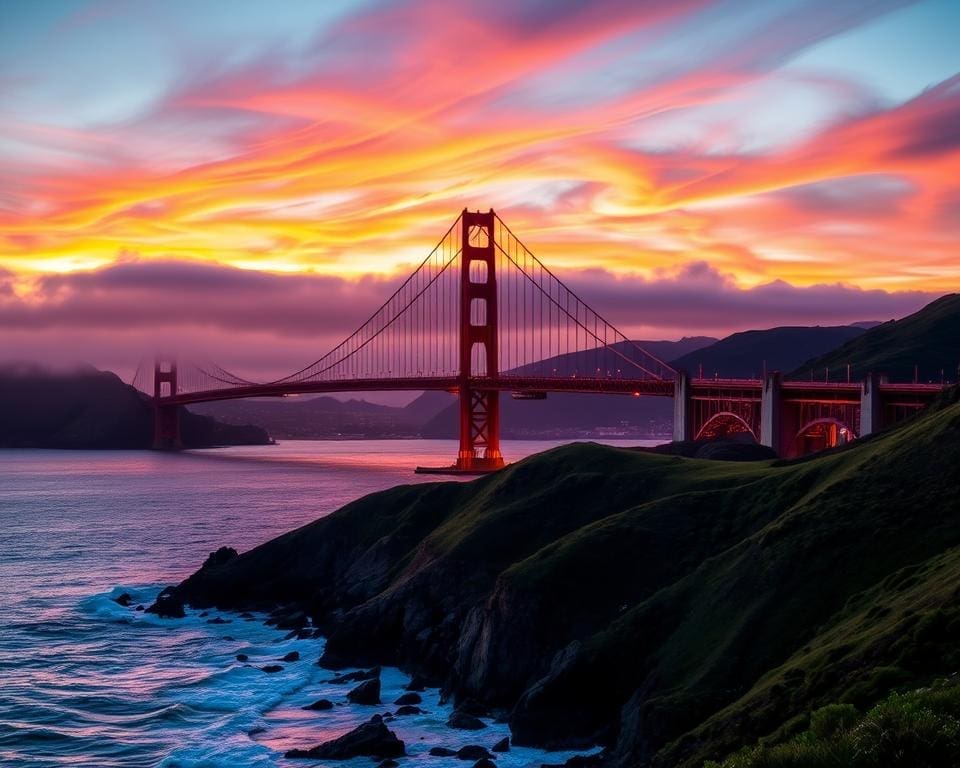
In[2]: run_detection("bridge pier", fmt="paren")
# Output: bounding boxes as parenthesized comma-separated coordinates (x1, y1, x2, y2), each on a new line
(673, 371, 692, 442)
(153, 405, 182, 450)
(860, 372, 883, 436)
(760, 372, 782, 453)
(152, 359, 181, 450)
(457, 387, 503, 472)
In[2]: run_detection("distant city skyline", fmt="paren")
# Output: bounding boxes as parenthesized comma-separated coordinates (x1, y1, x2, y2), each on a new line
(1, 0, 958, 378)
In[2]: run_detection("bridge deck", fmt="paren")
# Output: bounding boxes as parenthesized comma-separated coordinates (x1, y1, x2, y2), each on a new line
(157, 376, 677, 406)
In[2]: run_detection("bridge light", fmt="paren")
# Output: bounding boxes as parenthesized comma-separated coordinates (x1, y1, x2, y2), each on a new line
(632, 391, 640, 397)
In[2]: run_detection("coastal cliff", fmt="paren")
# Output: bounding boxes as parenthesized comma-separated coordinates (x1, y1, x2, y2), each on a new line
(161, 387, 960, 767)
(0, 364, 271, 448)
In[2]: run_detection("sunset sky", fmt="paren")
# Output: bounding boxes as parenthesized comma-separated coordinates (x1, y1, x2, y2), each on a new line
(1, 0, 959, 379)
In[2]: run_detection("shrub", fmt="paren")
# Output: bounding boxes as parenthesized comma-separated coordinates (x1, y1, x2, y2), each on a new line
(704, 679, 960, 768)
(809, 703, 861, 739)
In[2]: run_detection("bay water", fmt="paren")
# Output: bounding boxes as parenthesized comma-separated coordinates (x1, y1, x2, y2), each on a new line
(0, 439, 655, 767)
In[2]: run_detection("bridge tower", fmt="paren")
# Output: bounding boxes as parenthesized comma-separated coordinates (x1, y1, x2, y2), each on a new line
(456, 209, 504, 472)
(153, 358, 181, 450)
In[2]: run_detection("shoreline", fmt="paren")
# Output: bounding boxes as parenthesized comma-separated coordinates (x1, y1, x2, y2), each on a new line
(145, 395, 960, 767)
(113, 583, 603, 766)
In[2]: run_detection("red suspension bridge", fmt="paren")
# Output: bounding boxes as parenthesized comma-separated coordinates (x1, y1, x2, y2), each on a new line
(134, 209, 946, 470)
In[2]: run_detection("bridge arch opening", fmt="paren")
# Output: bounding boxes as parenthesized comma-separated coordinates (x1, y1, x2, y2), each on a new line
(470, 342, 488, 377)
(695, 412, 757, 442)
(792, 418, 856, 457)
(469, 259, 488, 284)
(468, 224, 490, 248)
(470, 297, 487, 326)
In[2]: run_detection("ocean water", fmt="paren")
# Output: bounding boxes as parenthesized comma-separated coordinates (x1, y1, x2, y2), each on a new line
(0, 439, 655, 767)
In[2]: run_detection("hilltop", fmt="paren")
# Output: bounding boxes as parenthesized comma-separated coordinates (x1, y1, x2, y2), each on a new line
(160, 385, 960, 766)
(671, 325, 865, 379)
(0, 364, 270, 449)
(791, 293, 960, 382)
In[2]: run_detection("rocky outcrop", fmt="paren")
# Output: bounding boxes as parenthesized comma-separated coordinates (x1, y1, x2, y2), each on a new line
(145, 587, 185, 618)
(447, 712, 486, 730)
(285, 715, 404, 760)
(157, 401, 960, 768)
(348, 678, 381, 705)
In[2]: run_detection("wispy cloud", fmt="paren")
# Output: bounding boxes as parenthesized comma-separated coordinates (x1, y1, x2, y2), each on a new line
(0, 0, 957, 372)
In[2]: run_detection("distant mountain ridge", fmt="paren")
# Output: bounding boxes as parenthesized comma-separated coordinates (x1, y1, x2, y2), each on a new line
(191, 395, 422, 439)
(671, 325, 866, 379)
(0, 365, 270, 449)
(791, 293, 960, 383)
(421, 327, 873, 438)
(188, 316, 926, 441)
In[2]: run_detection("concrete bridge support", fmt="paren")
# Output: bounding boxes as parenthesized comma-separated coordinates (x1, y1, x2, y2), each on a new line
(673, 371, 691, 442)
(760, 372, 782, 453)
(860, 372, 883, 437)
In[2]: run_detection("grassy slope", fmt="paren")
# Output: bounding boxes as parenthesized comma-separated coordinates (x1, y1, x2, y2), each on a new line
(790, 293, 960, 382)
(172, 390, 960, 767)
(504, 388, 960, 766)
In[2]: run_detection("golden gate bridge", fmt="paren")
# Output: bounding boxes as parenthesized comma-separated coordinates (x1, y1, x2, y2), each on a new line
(133, 209, 945, 470)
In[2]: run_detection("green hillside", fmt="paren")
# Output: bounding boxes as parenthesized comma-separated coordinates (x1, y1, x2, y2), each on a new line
(791, 293, 960, 383)
(671, 325, 865, 379)
(166, 387, 960, 767)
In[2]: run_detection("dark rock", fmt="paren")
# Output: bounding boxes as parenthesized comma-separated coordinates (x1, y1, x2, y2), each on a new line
(456, 745, 492, 760)
(455, 700, 490, 718)
(199, 611, 209, 617)
(207, 617, 231, 624)
(562, 755, 603, 768)
(261, 665, 284, 673)
(135, 605, 144, 611)
(348, 678, 381, 705)
(318, 649, 350, 669)
(406, 674, 428, 691)
(280, 651, 300, 662)
(236, 654, 249, 662)
(395, 705, 423, 716)
(429, 747, 457, 757)
(114, 592, 133, 607)
(329, 666, 381, 684)
(284, 717, 405, 760)
(266, 607, 307, 630)
(145, 588, 185, 619)
(303, 698, 334, 711)
(492, 737, 510, 753)
(202, 546, 238, 569)
(378, 760, 399, 768)
(239, 612, 255, 619)
(394, 692, 422, 705)
(447, 712, 487, 730)
(473, 760, 497, 768)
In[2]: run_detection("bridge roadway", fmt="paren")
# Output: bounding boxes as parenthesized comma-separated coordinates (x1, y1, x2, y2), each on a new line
(154, 375, 677, 406)
(678, 374, 946, 458)
(155, 371, 946, 461)
(157, 375, 943, 407)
